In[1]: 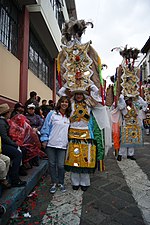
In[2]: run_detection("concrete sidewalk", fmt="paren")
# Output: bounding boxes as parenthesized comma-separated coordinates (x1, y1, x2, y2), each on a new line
(0, 159, 48, 225)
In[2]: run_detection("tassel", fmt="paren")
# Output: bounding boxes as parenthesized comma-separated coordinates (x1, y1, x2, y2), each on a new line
(97, 160, 100, 171)
(101, 160, 105, 171)
(97, 160, 105, 172)
(98, 56, 104, 106)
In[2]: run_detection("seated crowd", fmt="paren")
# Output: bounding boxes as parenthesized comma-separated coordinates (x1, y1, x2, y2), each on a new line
(0, 91, 54, 193)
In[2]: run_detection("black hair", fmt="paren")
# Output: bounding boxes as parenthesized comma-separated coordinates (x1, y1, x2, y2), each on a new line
(30, 91, 37, 98)
(42, 99, 47, 104)
(74, 92, 85, 103)
(48, 100, 54, 105)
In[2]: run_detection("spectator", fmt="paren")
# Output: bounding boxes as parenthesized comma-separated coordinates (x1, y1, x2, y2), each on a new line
(25, 103, 43, 133)
(24, 91, 39, 112)
(0, 137, 11, 188)
(41, 99, 47, 106)
(8, 113, 45, 168)
(25, 103, 43, 166)
(35, 106, 45, 125)
(40, 100, 51, 118)
(36, 96, 41, 105)
(48, 100, 54, 110)
(40, 96, 71, 193)
(10, 102, 24, 118)
(0, 103, 26, 187)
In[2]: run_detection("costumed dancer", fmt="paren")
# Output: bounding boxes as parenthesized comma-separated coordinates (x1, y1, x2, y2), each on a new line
(106, 72, 121, 156)
(111, 46, 147, 161)
(57, 18, 112, 191)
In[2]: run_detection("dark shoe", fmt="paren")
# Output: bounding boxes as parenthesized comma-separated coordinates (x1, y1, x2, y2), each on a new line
(23, 162, 33, 169)
(31, 160, 39, 167)
(42, 155, 48, 160)
(19, 166, 28, 176)
(72, 185, 79, 190)
(0, 179, 11, 189)
(0, 205, 6, 218)
(12, 179, 26, 187)
(81, 186, 89, 191)
(127, 156, 136, 160)
(117, 155, 122, 161)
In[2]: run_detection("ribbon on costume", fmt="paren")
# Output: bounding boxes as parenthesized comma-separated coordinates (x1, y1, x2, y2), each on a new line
(57, 54, 62, 88)
(98, 56, 104, 105)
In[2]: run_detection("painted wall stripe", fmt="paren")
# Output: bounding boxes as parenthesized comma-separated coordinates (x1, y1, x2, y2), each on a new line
(117, 159, 150, 225)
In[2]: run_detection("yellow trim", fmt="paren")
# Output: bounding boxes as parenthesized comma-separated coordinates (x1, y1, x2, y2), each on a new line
(57, 54, 61, 73)
(98, 56, 101, 66)
(69, 128, 90, 139)
(65, 140, 96, 168)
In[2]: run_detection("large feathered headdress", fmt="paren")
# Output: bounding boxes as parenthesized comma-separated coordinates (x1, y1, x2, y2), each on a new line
(57, 18, 103, 105)
(61, 17, 93, 44)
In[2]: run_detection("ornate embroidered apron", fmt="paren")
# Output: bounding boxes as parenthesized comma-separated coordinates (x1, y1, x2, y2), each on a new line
(121, 105, 143, 147)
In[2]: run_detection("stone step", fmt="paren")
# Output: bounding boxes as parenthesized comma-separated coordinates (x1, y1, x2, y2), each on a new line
(0, 159, 48, 225)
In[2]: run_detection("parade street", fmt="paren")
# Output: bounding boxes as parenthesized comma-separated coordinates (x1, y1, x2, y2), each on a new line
(8, 134, 150, 225)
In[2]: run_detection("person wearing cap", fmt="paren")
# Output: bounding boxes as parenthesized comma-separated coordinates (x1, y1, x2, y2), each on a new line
(0, 103, 26, 187)
(10, 102, 25, 118)
(25, 103, 43, 134)
(24, 91, 39, 113)
(25, 103, 43, 166)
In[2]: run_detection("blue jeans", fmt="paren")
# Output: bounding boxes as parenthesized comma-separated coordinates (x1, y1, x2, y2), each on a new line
(46, 147, 66, 185)
(2, 144, 22, 182)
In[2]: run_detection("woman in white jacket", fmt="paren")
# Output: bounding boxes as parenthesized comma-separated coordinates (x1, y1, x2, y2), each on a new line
(40, 96, 71, 193)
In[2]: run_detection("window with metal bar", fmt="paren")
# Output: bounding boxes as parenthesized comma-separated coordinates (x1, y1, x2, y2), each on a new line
(0, 0, 18, 57)
(29, 30, 53, 89)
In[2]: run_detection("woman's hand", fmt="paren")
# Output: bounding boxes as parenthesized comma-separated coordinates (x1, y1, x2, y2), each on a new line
(42, 142, 47, 149)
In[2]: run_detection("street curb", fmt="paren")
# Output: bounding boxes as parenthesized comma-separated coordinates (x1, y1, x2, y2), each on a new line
(0, 160, 48, 225)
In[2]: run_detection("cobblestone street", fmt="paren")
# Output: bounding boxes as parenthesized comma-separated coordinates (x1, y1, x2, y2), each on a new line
(7, 135, 150, 225)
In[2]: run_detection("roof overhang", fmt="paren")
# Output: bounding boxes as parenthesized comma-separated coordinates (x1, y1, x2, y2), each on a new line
(65, 0, 77, 19)
(29, 11, 59, 59)
(15, 0, 38, 7)
(141, 37, 150, 54)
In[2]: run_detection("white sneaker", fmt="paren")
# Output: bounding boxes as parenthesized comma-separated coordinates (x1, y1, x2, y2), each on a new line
(59, 184, 66, 193)
(49, 184, 57, 193)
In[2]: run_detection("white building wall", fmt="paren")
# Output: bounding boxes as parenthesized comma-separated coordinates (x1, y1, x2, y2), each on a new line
(27, 0, 70, 52)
